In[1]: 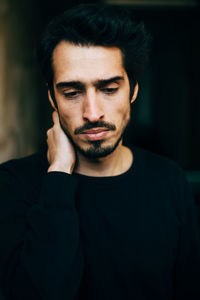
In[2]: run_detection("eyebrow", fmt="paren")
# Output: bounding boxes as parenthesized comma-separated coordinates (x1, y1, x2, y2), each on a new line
(56, 76, 124, 90)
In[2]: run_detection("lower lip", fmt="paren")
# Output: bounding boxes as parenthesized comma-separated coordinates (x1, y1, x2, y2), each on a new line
(82, 130, 109, 141)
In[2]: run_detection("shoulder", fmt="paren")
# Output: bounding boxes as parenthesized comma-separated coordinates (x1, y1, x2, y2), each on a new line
(0, 149, 48, 186)
(132, 146, 191, 201)
(133, 146, 184, 179)
(132, 146, 194, 218)
(0, 150, 49, 209)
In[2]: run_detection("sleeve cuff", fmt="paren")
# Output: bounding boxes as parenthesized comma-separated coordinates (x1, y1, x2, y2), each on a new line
(39, 172, 77, 210)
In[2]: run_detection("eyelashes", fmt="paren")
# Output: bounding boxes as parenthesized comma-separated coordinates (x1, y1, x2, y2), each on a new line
(63, 88, 119, 99)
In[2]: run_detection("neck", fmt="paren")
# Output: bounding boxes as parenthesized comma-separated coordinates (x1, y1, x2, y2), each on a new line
(74, 141, 133, 177)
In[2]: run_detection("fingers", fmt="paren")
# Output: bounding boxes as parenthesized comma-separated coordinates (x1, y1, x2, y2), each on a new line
(52, 110, 60, 126)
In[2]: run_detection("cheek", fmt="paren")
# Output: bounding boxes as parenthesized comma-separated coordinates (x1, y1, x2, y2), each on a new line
(57, 105, 76, 132)
(115, 101, 131, 125)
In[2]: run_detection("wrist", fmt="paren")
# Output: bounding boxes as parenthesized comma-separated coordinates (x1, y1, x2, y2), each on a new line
(48, 162, 74, 174)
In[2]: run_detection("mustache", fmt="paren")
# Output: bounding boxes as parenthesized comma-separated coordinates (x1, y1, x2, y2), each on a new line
(74, 121, 116, 135)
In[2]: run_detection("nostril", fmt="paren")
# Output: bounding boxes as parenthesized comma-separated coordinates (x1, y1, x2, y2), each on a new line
(82, 105, 104, 122)
(83, 112, 104, 122)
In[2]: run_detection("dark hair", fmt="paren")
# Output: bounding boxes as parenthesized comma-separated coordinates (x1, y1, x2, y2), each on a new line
(37, 3, 151, 95)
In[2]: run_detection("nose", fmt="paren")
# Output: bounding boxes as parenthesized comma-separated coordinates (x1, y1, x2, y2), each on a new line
(82, 90, 104, 122)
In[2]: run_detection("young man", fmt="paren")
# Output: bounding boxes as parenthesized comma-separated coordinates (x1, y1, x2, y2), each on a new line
(0, 4, 199, 300)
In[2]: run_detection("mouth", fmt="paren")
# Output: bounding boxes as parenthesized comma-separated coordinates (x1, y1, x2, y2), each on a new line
(81, 128, 110, 141)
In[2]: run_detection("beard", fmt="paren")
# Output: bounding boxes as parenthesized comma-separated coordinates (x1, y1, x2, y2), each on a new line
(59, 114, 130, 159)
(74, 134, 123, 159)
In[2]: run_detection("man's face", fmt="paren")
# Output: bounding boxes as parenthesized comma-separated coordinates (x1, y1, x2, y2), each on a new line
(50, 41, 137, 158)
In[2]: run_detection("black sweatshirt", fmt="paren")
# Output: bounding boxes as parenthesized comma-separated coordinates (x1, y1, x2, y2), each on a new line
(0, 147, 199, 300)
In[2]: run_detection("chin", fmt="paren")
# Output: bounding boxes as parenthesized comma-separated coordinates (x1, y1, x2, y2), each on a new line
(75, 137, 122, 159)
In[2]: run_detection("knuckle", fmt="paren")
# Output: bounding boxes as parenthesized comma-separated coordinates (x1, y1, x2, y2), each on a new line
(47, 129, 51, 135)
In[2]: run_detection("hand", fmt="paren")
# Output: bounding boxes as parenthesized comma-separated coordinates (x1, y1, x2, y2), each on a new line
(47, 111, 76, 174)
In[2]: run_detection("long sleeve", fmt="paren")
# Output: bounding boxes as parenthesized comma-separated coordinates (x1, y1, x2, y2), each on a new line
(0, 163, 84, 300)
(173, 172, 200, 300)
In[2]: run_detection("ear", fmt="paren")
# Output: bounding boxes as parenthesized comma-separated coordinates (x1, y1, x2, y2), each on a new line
(48, 89, 57, 111)
(130, 82, 139, 104)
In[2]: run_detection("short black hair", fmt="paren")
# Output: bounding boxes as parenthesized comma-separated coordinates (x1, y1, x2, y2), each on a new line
(37, 3, 151, 94)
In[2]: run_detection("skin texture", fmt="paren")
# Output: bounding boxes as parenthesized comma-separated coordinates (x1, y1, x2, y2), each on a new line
(47, 41, 138, 176)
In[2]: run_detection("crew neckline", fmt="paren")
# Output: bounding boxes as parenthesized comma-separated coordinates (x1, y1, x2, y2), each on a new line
(74, 146, 138, 185)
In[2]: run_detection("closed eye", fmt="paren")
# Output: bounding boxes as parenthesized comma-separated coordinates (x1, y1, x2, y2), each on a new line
(63, 91, 81, 98)
(101, 88, 118, 94)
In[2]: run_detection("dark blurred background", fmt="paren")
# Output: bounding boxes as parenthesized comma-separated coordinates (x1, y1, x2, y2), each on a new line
(0, 0, 200, 297)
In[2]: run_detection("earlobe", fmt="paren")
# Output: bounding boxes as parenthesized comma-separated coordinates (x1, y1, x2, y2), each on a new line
(131, 82, 139, 104)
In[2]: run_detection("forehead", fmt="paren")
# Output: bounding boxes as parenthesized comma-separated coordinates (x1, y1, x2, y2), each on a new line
(52, 41, 125, 83)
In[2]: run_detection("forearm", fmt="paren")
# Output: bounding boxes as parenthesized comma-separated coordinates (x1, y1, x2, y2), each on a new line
(0, 171, 84, 300)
